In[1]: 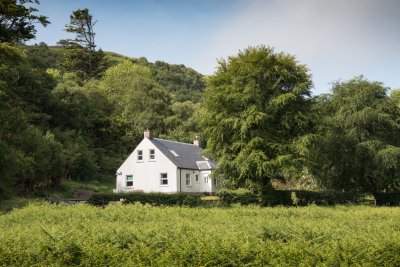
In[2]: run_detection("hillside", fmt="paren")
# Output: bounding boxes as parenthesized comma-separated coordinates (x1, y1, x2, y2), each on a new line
(24, 43, 205, 102)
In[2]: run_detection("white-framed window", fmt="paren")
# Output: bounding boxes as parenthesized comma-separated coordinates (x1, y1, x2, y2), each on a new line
(126, 175, 133, 187)
(160, 173, 168, 185)
(149, 149, 155, 160)
(137, 150, 143, 161)
(213, 178, 217, 186)
(204, 176, 209, 183)
(195, 174, 199, 182)
(186, 173, 191, 186)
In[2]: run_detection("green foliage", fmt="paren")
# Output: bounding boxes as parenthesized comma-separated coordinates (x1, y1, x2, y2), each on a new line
(217, 188, 260, 205)
(22, 42, 64, 70)
(0, 42, 56, 126)
(0, 204, 399, 266)
(64, 8, 96, 52)
(308, 77, 400, 193)
(200, 45, 313, 190)
(99, 60, 172, 143)
(151, 60, 205, 102)
(96, 53, 206, 104)
(374, 192, 400, 206)
(390, 89, 400, 108)
(59, 8, 105, 80)
(88, 192, 203, 207)
(260, 190, 366, 206)
(0, 43, 66, 196)
(0, 0, 49, 43)
(160, 101, 200, 143)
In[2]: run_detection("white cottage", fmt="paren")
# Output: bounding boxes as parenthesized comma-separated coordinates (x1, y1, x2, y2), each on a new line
(114, 130, 217, 194)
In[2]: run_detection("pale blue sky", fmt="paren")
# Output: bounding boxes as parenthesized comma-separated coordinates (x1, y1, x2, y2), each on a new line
(29, 0, 400, 95)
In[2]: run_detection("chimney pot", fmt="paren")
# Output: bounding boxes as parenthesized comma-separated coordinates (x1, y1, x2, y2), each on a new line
(144, 129, 153, 139)
(193, 136, 201, 147)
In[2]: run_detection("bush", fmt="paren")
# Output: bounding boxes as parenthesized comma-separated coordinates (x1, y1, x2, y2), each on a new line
(374, 192, 400, 206)
(87, 192, 203, 207)
(217, 188, 259, 205)
(260, 190, 365, 206)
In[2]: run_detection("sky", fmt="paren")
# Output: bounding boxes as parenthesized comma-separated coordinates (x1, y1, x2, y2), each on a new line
(28, 0, 400, 95)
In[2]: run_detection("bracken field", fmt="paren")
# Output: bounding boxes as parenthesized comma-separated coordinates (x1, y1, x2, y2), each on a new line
(0, 203, 400, 266)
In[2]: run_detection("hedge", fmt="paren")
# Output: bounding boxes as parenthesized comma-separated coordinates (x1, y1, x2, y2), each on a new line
(261, 190, 366, 206)
(88, 192, 202, 207)
(217, 189, 259, 205)
(374, 192, 400, 206)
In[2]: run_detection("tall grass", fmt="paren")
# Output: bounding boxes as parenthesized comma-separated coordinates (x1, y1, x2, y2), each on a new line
(0, 204, 399, 266)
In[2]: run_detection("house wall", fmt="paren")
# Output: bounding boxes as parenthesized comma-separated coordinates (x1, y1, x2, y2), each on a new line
(115, 138, 178, 193)
(179, 169, 216, 194)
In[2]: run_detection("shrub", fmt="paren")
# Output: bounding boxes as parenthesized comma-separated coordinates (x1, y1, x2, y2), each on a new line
(87, 192, 203, 207)
(374, 192, 400, 206)
(260, 190, 365, 206)
(217, 188, 259, 205)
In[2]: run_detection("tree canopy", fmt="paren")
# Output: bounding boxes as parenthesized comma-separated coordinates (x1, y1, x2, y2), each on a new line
(0, 0, 49, 43)
(308, 77, 400, 193)
(59, 8, 104, 80)
(200, 46, 313, 191)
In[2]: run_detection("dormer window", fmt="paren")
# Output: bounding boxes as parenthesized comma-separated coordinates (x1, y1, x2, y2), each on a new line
(137, 150, 143, 161)
(149, 149, 155, 160)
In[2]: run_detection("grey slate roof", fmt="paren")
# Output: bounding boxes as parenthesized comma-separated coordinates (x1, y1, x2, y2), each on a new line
(149, 138, 217, 170)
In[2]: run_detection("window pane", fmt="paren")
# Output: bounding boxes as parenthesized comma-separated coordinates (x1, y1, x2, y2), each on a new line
(150, 149, 155, 160)
(186, 174, 191, 186)
(160, 173, 168, 185)
(137, 150, 143, 160)
(126, 175, 133, 187)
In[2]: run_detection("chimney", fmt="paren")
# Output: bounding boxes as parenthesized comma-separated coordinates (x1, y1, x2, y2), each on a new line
(144, 129, 153, 139)
(193, 136, 201, 147)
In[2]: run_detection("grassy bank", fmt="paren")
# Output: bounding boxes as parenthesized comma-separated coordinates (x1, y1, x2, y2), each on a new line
(1, 204, 399, 266)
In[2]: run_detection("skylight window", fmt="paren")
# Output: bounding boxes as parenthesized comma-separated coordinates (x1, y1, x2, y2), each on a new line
(169, 150, 179, 157)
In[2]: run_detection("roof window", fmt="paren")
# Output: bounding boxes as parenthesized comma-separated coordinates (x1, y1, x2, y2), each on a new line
(169, 150, 180, 157)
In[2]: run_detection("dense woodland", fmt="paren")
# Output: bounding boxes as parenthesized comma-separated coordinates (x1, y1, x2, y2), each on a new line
(1, 1, 400, 200)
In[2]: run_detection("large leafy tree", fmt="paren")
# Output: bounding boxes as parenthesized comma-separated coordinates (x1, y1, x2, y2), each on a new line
(308, 77, 400, 193)
(0, 0, 49, 43)
(99, 60, 172, 147)
(60, 8, 104, 80)
(200, 46, 313, 191)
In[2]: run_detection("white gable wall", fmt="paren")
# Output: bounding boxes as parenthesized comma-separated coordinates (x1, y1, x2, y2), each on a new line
(115, 138, 178, 193)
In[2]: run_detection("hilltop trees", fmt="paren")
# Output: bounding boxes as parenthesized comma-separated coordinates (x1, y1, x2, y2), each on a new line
(59, 8, 104, 80)
(200, 46, 313, 191)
